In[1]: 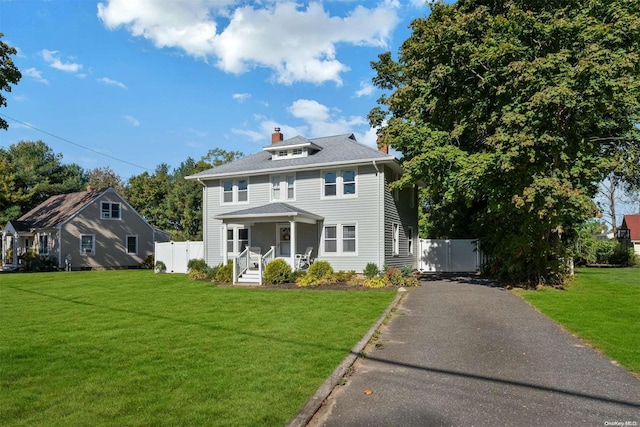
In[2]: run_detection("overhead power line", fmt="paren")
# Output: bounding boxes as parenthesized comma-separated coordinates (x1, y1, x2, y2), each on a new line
(0, 113, 152, 172)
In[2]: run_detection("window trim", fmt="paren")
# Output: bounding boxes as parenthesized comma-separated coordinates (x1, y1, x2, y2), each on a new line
(321, 168, 358, 199)
(392, 223, 400, 256)
(321, 223, 358, 255)
(220, 178, 250, 205)
(80, 234, 95, 256)
(38, 233, 49, 255)
(270, 173, 296, 202)
(226, 226, 250, 255)
(101, 201, 121, 220)
(125, 235, 138, 255)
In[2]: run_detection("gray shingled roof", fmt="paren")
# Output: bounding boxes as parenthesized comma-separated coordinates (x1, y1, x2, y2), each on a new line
(187, 133, 398, 180)
(13, 188, 107, 230)
(215, 203, 323, 221)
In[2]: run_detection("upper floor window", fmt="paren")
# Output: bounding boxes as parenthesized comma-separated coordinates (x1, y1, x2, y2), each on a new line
(101, 202, 121, 219)
(323, 169, 357, 198)
(272, 148, 307, 160)
(272, 175, 295, 201)
(221, 178, 249, 204)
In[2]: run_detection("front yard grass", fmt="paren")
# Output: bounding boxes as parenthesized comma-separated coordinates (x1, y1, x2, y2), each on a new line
(0, 270, 396, 426)
(517, 268, 640, 376)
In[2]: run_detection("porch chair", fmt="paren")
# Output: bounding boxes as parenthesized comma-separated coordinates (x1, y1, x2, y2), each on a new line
(248, 246, 261, 269)
(295, 247, 313, 270)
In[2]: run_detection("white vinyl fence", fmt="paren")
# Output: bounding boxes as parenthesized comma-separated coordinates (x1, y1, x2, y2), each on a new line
(418, 239, 480, 273)
(155, 241, 204, 273)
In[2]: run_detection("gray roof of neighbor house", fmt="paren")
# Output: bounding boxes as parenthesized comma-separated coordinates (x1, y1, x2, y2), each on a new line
(186, 133, 399, 180)
(10, 188, 109, 231)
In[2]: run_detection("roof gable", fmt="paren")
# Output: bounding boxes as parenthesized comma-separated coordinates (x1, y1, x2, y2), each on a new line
(621, 214, 640, 240)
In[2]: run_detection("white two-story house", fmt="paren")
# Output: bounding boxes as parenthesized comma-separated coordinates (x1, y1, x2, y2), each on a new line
(186, 129, 418, 282)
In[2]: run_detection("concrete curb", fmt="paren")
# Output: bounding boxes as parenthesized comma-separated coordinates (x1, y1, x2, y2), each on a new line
(287, 289, 407, 427)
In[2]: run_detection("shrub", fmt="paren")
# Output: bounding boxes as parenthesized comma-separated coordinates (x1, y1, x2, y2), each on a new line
(187, 259, 210, 280)
(154, 260, 167, 274)
(363, 276, 387, 288)
(264, 259, 292, 285)
(332, 270, 356, 283)
(212, 261, 233, 283)
(385, 266, 405, 287)
(594, 240, 617, 264)
(400, 265, 414, 278)
(608, 244, 637, 267)
(364, 263, 380, 279)
(307, 261, 333, 279)
(141, 255, 155, 269)
(288, 270, 307, 283)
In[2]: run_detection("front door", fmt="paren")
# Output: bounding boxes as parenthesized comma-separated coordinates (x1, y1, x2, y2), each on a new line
(276, 224, 291, 257)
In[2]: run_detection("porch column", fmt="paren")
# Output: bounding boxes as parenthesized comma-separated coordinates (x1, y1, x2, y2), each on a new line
(290, 220, 296, 269)
(13, 232, 18, 265)
(1, 231, 6, 266)
(222, 223, 228, 265)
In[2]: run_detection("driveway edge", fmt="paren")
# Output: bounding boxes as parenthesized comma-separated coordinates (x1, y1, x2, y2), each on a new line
(287, 289, 407, 427)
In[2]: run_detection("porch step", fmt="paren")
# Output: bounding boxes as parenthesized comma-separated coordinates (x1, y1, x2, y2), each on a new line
(237, 270, 261, 284)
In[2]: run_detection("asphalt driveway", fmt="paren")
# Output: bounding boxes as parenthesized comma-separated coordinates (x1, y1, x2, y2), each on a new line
(309, 278, 640, 427)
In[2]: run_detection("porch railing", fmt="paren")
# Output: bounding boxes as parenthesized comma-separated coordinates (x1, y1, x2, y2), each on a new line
(233, 246, 250, 284)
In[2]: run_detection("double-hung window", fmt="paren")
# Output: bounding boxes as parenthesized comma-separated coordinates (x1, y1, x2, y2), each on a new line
(226, 227, 249, 254)
(271, 175, 295, 201)
(81, 234, 95, 255)
(221, 178, 249, 204)
(322, 224, 357, 254)
(101, 202, 121, 219)
(38, 234, 48, 255)
(392, 223, 400, 255)
(126, 235, 138, 254)
(323, 169, 357, 198)
(407, 226, 414, 255)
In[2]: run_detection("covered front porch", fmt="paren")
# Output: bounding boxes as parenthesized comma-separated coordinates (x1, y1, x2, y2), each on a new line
(215, 203, 323, 284)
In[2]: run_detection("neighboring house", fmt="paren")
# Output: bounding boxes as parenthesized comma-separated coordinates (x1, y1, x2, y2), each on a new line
(186, 129, 418, 282)
(618, 214, 640, 255)
(1, 186, 167, 271)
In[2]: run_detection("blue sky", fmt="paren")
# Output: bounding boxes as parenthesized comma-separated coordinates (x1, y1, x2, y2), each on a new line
(0, 0, 428, 180)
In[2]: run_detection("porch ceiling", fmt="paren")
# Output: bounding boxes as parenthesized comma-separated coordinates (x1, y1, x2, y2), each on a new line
(214, 202, 323, 224)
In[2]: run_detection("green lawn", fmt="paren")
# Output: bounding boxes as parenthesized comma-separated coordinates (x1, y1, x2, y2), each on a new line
(0, 270, 396, 426)
(517, 268, 640, 375)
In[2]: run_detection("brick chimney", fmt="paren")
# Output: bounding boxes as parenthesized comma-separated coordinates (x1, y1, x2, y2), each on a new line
(377, 132, 388, 154)
(272, 127, 284, 144)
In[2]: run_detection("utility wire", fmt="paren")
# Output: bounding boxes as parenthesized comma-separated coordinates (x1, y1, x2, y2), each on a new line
(0, 113, 153, 172)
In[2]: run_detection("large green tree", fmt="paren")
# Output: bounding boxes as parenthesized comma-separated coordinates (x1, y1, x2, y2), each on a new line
(0, 33, 21, 130)
(125, 148, 243, 240)
(370, 0, 640, 285)
(0, 141, 85, 222)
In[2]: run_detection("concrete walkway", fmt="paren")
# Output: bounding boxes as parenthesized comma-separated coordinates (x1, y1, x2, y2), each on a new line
(309, 279, 640, 427)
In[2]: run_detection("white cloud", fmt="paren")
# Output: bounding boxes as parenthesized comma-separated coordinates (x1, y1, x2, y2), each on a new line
(230, 128, 265, 142)
(97, 0, 399, 85)
(97, 77, 127, 89)
(41, 49, 83, 73)
(124, 115, 140, 126)
(25, 67, 49, 84)
(233, 93, 251, 103)
(355, 80, 375, 97)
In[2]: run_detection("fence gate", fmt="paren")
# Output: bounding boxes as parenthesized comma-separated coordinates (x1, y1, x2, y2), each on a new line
(418, 239, 480, 273)
(155, 241, 204, 273)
